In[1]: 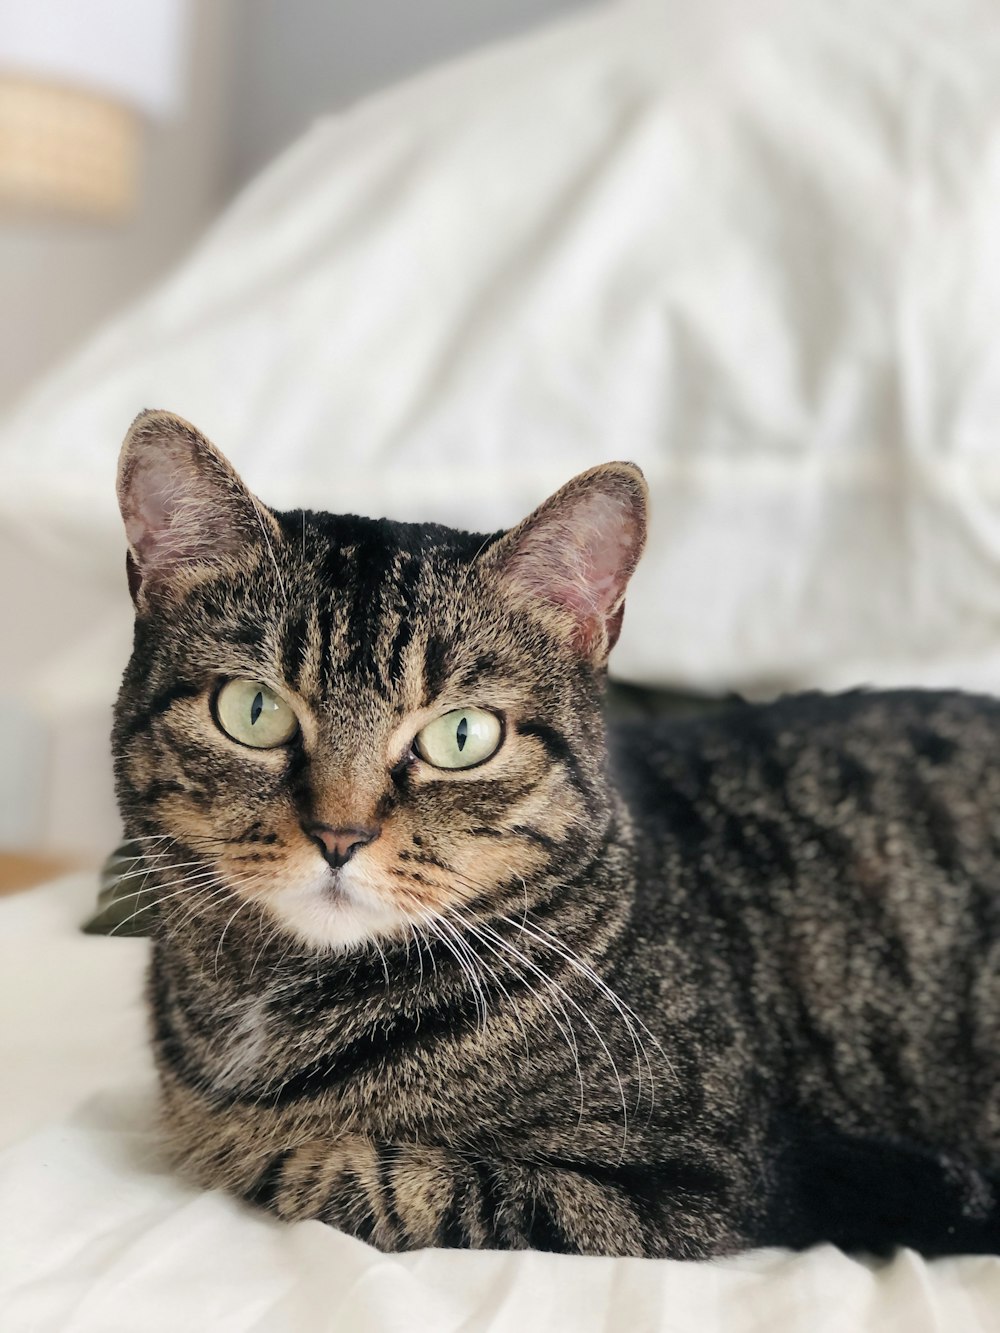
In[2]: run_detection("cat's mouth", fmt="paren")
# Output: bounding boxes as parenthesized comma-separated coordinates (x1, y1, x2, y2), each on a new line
(318, 865, 348, 895)
(249, 855, 408, 953)
(318, 864, 379, 912)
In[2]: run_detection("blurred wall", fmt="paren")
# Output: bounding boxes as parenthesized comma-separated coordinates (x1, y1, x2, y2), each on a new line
(0, 2, 238, 411)
(227, 0, 598, 189)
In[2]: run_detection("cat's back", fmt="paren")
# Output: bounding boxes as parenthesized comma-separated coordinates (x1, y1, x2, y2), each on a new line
(607, 688, 1000, 1004)
(610, 688, 1000, 852)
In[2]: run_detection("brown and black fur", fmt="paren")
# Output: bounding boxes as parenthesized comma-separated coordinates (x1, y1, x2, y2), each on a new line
(112, 410, 1000, 1258)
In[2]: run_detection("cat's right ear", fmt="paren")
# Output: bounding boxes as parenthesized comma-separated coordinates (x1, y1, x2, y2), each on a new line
(485, 461, 648, 668)
(116, 409, 280, 607)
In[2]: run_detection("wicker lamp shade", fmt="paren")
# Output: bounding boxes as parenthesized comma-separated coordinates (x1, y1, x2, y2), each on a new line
(0, 75, 140, 220)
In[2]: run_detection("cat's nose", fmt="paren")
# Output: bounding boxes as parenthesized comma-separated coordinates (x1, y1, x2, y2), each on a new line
(305, 823, 379, 869)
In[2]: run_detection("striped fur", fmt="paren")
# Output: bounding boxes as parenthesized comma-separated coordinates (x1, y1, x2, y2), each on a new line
(113, 412, 1000, 1257)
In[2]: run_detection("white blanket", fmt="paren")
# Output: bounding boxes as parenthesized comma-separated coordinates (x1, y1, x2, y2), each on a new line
(3, 876, 999, 1332)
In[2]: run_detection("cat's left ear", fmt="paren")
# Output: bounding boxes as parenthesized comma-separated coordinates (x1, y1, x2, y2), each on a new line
(117, 409, 280, 606)
(486, 462, 648, 667)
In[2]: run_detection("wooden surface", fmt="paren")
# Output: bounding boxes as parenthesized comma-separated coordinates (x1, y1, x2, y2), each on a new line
(0, 853, 88, 897)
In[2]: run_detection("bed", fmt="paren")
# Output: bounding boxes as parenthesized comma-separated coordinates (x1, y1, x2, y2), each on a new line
(3, 0, 1000, 1325)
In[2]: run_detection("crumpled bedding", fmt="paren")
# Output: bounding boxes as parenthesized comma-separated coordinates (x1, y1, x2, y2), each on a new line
(3, 876, 999, 1332)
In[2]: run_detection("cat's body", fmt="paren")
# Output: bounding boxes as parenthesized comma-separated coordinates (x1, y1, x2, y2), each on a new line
(614, 692, 1000, 1253)
(113, 411, 1000, 1258)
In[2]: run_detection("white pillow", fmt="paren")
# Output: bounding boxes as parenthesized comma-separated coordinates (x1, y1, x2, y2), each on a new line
(4, 0, 1000, 843)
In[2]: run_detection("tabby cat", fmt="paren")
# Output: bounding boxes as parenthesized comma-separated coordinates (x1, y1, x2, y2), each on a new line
(112, 409, 1000, 1258)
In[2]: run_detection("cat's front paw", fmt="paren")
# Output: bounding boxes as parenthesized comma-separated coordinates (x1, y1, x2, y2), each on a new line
(261, 1136, 456, 1251)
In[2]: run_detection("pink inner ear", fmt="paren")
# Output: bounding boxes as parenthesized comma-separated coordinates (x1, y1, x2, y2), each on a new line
(121, 441, 248, 576)
(123, 451, 206, 569)
(506, 486, 643, 652)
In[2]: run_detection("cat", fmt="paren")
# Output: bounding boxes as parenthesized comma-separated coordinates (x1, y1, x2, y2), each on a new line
(111, 408, 1000, 1258)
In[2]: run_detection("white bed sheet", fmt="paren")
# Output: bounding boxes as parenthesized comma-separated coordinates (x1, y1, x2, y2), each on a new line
(3, 876, 1000, 1333)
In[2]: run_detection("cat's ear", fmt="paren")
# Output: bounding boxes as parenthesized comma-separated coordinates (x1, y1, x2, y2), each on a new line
(117, 409, 280, 606)
(487, 462, 648, 666)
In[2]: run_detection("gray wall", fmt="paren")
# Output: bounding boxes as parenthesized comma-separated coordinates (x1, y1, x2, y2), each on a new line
(0, 0, 238, 411)
(227, 0, 597, 189)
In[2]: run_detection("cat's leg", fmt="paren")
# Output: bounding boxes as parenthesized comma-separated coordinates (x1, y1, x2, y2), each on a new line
(242, 1136, 745, 1257)
(763, 1122, 1000, 1256)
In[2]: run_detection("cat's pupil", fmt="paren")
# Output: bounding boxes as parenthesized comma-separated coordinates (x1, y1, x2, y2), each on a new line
(456, 716, 468, 752)
(250, 691, 263, 726)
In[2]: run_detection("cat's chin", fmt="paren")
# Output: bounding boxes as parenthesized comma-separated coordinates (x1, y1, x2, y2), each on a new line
(259, 863, 408, 954)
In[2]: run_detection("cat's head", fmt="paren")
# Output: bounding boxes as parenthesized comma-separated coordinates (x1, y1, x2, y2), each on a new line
(112, 410, 647, 953)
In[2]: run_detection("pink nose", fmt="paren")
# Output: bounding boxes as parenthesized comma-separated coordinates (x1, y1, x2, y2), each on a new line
(305, 824, 379, 869)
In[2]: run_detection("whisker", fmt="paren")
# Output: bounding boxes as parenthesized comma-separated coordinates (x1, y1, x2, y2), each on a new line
(409, 906, 490, 1032)
(112, 858, 207, 883)
(418, 904, 529, 1055)
(248, 918, 285, 983)
(389, 882, 582, 1124)
(458, 916, 589, 1131)
(369, 935, 392, 991)
(172, 882, 238, 933)
(214, 897, 257, 978)
(469, 914, 631, 1157)
(107, 871, 225, 937)
(430, 913, 535, 1066)
(251, 502, 288, 605)
(407, 920, 428, 991)
(438, 862, 669, 1125)
(497, 912, 665, 1119)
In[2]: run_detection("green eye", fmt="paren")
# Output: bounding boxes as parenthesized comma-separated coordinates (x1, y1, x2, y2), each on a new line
(214, 679, 298, 749)
(414, 707, 502, 770)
